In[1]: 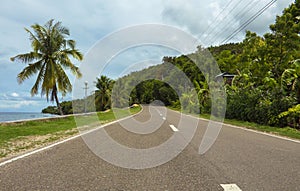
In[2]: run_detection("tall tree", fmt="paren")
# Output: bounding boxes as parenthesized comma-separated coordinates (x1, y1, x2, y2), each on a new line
(264, 0, 300, 78)
(11, 19, 83, 115)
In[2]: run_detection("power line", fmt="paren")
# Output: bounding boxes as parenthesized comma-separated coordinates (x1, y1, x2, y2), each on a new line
(198, 0, 235, 39)
(202, 0, 244, 45)
(207, 0, 260, 45)
(220, 0, 277, 45)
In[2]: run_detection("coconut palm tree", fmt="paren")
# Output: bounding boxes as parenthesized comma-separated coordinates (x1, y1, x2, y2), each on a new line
(11, 19, 83, 115)
(95, 75, 114, 111)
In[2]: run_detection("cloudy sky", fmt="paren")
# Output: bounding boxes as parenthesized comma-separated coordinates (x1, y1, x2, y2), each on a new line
(0, 0, 294, 112)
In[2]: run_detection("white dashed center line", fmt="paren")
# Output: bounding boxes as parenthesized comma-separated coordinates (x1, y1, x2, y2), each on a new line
(220, 184, 242, 191)
(169, 124, 179, 132)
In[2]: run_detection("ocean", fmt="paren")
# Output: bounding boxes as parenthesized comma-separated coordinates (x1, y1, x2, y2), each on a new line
(0, 112, 57, 123)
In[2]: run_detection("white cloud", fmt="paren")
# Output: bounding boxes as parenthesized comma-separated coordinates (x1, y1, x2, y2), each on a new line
(0, 100, 37, 109)
(0, 91, 57, 112)
(11, 92, 19, 97)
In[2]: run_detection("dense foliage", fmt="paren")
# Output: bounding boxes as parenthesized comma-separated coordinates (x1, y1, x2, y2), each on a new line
(218, 1, 300, 128)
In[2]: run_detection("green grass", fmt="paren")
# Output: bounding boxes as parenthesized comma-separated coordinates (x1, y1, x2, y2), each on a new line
(199, 113, 300, 140)
(167, 106, 300, 140)
(0, 106, 141, 158)
(0, 116, 76, 146)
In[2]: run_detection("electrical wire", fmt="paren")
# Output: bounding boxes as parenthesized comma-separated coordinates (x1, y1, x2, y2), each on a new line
(201, 0, 245, 45)
(220, 0, 277, 44)
(198, 0, 235, 39)
(207, 0, 260, 45)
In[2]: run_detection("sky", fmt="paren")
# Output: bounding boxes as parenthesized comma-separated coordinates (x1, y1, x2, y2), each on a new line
(0, 0, 295, 112)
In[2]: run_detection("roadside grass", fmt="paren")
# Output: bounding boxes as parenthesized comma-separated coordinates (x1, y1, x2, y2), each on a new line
(0, 106, 141, 158)
(199, 113, 300, 140)
(168, 106, 300, 140)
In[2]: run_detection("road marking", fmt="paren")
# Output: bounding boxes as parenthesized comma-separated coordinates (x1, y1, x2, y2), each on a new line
(224, 123, 300, 144)
(0, 107, 144, 167)
(220, 184, 242, 191)
(162, 117, 166, 120)
(169, 124, 179, 132)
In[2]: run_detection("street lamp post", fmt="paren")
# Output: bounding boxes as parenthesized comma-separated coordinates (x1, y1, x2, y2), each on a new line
(84, 81, 88, 113)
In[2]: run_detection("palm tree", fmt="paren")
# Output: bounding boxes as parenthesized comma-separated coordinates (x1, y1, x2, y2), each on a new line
(95, 75, 114, 111)
(194, 80, 209, 111)
(11, 19, 83, 115)
(281, 59, 300, 103)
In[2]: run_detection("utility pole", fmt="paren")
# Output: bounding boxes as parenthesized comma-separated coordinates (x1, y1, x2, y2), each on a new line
(84, 81, 89, 113)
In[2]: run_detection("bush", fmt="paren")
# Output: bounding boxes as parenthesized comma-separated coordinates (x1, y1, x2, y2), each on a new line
(225, 87, 296, 127)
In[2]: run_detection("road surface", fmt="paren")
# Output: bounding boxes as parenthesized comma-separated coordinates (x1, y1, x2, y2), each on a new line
(0, 105, 299, 190)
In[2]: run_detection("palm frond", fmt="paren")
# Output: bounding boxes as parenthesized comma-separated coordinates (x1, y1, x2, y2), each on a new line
(30, 62, 46, 96)
(52, 20, 70, 36)
(61, 49, 83, 61)
(67, 40, 76, 49)
(11, 52, 41, 63)
(17, 59, 44, 84)
(55, 63, 72, 96)
(31, 24, 47, 42)
(24, 27, 42, 51)
(41, 58, 56, 100)
(56, 51, 82, 78)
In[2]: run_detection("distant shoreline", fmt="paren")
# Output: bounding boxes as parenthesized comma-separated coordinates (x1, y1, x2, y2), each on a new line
(0, 112, 58, 123)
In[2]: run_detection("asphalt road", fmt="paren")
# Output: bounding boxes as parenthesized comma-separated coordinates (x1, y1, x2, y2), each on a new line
(0, 105, 299, 191)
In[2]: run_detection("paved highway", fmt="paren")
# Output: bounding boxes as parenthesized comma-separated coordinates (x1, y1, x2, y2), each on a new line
(0, 105, 299, 190)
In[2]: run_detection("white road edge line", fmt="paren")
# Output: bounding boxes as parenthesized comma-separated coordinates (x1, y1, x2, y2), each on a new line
(220, 184, 242, 191)
(170, 110, 300, 144)
(169, 124, 179, 132)
(0, 106, 144, 167)
(223, 122, 300, 144)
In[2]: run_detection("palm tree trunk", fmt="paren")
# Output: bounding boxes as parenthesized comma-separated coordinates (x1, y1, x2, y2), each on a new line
(54, 92, 63, 115)
(50, 87, 62, 116)
(51, 85, 63, 115)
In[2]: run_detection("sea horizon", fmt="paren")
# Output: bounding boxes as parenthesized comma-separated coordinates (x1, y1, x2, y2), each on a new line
(0, 111, 57, 123)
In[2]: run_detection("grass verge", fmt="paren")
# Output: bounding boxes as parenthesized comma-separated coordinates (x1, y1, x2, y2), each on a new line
(0, 106, 141, 159)
(199, 113, 300, 140)
(168, 106, 300, 140)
